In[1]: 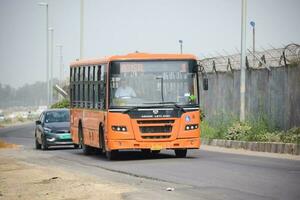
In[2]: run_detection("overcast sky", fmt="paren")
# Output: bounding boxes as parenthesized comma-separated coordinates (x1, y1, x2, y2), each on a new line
(0, 0, 299, 88)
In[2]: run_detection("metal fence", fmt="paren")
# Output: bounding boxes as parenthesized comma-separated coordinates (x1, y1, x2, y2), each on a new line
(198, 43, 300, 130)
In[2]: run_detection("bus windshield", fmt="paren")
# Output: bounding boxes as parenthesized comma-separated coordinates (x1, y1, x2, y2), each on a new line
(109, 60, 198, 108)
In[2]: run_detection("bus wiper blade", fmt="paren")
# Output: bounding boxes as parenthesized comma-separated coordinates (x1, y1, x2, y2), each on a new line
(143, 102, 186, 113)
(122, 105, 159, 114)
(122, 107, 139, 114)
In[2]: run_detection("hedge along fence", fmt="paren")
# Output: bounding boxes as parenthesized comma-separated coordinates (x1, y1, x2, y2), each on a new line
(201, 139, 300, 155)
(198, 65, 300, 131)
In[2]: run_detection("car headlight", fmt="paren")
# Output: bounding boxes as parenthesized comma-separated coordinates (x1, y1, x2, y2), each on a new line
(44, 127, 52, 133)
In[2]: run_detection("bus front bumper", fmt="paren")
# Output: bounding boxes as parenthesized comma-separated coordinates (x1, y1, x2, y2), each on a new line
(107, 138, 200, 151)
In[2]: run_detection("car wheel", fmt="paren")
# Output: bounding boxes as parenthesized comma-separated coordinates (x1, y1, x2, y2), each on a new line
(74, 144, 79, 149)
(175, 149, 187, 158)
(41, 136, 48, 150)
(35, 137, 41, 149)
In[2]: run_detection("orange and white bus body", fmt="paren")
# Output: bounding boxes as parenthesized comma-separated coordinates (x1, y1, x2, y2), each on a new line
(70, 53, 203, 159)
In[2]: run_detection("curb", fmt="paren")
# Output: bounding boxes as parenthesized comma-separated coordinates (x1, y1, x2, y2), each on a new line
(201, 139, 300, 155)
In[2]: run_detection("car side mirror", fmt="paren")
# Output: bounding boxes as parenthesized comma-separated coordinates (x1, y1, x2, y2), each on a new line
(35, 120, 42, 125)
(203, 77, 208, 90)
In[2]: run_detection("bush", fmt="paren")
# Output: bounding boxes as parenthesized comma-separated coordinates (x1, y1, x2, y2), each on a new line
(200, 121, 219, 140)
(279, 127, 300, 144)
(51, 99, 70, 109)
(226, 122, 251, 140)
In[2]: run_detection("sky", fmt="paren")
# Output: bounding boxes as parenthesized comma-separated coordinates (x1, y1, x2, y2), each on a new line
(0, 0, 299, 88)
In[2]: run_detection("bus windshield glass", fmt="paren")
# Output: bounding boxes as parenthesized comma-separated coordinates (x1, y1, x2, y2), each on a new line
(109, 60, 198, 108)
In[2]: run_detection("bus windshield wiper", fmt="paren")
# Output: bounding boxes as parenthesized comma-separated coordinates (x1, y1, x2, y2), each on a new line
(122, 106, 139, 114)
(122, 105, 160, 114)
(143, 102, 186, 112)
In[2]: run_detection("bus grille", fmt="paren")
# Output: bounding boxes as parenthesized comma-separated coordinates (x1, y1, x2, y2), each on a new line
(139, 126, 172, 133)
(137, 120, 175, 124)
(141, 135, 171, 139)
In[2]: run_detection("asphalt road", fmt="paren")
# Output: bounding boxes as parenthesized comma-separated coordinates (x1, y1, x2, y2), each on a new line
(1, 123, 300, 200)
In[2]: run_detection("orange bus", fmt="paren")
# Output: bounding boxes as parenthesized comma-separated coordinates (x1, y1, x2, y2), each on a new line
(70, 53, 208, 160)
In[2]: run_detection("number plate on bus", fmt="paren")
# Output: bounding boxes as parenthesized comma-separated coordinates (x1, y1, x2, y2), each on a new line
(151, 145, 162, 151)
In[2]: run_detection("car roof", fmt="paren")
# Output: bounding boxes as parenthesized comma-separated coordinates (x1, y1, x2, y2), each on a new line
(44, 109, 69, 113)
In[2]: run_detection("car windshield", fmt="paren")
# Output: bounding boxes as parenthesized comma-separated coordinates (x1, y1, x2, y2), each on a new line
(109, 60, 198, 108)
(44, 110, 70, 123)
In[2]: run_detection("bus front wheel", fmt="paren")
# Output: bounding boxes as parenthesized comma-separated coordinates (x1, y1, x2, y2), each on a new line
(174, 149, 187, 158)
(106, 150, 118, 160)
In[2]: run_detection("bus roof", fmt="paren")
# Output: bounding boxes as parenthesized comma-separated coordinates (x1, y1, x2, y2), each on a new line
(70, 53, 198, 67)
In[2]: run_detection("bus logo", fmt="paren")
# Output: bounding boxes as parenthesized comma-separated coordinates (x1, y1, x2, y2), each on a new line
(185, 116, 191, 122)
(153, 109, 159, 115)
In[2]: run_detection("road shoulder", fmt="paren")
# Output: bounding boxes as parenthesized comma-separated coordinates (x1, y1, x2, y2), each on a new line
(201, 144, 300, 160)
(0, 153, 133, 200)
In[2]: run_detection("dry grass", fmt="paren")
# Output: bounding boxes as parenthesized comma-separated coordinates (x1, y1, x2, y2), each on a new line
(0, 140, 18, 149)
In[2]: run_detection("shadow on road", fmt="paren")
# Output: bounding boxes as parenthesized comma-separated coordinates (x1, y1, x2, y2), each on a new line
(73, 149, 198, 161)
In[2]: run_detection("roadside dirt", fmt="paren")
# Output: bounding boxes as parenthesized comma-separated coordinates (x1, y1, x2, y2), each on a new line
(0, 140, 19, 149)
(0, 156, 133, 200)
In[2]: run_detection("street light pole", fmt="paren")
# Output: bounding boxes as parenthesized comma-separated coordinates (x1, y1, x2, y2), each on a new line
(179, 40, 183, 54)
(38, 2, 49, 108)
(250, 21, 256, 67)
(56, 44, 63, 85)
(80, 0, 84, 59)
(240, 0, 247, 122)
(49, 27, 54, 105)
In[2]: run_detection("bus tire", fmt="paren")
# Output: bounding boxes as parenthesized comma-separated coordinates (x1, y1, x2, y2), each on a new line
(79, 123, 92, 155)
(175, 149, 187, 158)
(106, 150, 118, 160)
(99, 126, 105, 154)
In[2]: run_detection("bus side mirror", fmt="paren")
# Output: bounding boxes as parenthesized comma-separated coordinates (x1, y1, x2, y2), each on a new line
(203, 77, 208, 90)
(36, 120, 41, 125)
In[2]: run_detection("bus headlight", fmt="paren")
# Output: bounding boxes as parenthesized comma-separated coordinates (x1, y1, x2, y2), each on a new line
(185, 124, 198, 131)
(112, 126, 127, 132)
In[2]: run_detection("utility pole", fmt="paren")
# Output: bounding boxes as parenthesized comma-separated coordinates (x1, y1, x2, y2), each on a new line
(240, 0, 247, 122)
(179, 40, 183, 54)
(250, 21, 256, 67)
(56, 44, 63, 85)
(38, 2, 49, 107)
(49, 27, 54, 105)
(80, 0, 84, 59)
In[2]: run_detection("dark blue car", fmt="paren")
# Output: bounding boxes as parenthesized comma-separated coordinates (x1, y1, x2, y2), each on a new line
(35, 109, 78, 150)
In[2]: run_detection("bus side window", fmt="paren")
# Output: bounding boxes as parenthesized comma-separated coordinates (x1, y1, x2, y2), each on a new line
(87, 66, 90, 108)
(96, 65, 100, 109)
(89, 66, 95, 109)
(100, 64, 107, 110)
(93, 66, 96, 108)
(70, 68, 73, 107)
(82, 67, 85, 108)
(94, 66, 99, 109)
(77, 67, 81, 108)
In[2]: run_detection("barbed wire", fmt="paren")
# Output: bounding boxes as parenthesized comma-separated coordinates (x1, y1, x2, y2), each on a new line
(199, 43, 300, 73)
